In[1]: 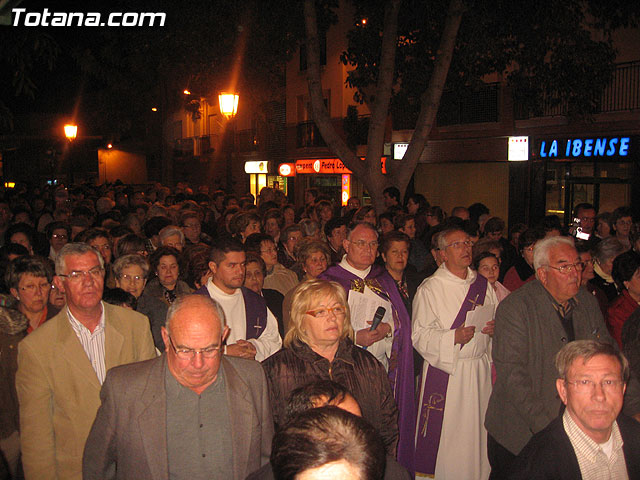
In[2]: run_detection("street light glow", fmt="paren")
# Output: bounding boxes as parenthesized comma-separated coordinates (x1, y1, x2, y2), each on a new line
(218, 93, 239, 119)
(183, 89, 191, 95)
(64, 124, 78, 141)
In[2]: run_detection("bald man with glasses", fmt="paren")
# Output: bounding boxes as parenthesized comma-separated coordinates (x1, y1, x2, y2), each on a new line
(83, 294, 273, 480)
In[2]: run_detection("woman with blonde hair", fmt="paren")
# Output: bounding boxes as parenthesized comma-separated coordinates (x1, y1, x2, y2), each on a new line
(262, 278, 398, 454)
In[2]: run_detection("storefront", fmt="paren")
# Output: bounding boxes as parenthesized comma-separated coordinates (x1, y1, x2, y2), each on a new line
(510, 135, 639, 227)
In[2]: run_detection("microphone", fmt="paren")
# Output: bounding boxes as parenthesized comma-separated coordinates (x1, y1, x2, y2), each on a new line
(363, 306, 386, 351)
(370, 306, 386, 331)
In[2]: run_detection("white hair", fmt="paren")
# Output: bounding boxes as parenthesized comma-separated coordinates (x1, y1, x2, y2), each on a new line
(533, 235, 575, 273)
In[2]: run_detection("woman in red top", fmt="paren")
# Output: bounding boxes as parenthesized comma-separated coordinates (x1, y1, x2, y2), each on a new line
(607, 250, 640, 348)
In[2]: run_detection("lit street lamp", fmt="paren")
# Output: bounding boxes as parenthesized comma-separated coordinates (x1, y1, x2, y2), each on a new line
(218, 92, 239, 190)
(64, 124, 78, 141)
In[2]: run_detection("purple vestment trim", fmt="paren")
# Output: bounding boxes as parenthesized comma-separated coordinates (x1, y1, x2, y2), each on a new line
(414, 274, 487, 476)
(194, 284, 267, 340)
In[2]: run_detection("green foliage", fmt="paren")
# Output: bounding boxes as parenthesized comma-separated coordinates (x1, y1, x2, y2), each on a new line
(340, 0, 640, 119)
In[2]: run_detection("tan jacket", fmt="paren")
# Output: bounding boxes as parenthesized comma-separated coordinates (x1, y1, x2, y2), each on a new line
(16, 303, 156, 480)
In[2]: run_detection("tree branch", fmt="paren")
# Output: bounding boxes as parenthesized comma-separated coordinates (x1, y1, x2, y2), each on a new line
(303, 0, 364, 178)
(393, 0, 465, 191)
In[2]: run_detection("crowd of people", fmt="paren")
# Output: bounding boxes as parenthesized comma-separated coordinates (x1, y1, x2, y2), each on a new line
(0, 180, 639, 479)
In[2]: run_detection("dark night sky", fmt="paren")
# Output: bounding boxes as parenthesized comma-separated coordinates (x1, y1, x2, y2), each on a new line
(3, 0, 187, 116)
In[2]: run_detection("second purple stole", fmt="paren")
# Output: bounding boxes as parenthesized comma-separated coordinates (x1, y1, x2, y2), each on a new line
(414, 274, 487, 476)
(240, 287, 267, 340)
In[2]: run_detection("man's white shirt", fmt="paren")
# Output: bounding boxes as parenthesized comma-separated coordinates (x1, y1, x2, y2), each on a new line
(205, 278, 282, 361)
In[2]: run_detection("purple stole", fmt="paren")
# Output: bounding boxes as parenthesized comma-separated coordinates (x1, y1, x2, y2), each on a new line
(321, 264, 416, 472)
(194, 285, 267, 340)
(414, 274, 488, 476)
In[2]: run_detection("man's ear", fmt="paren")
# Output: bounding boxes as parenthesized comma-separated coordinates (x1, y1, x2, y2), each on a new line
(537, 267, 547, 287)
(208, 261, 218, 276)
(556, 378, 568, 406)
(160, 327, 170, 352)
(221, 326, 230, 344)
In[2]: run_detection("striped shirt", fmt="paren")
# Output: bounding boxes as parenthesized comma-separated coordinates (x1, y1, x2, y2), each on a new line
(67, 303, 107, 384)
(563, 409, 628, 480)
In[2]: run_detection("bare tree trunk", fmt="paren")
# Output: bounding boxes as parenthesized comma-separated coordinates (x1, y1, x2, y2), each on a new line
(303, 0, 464, 213)
(393, 0, 465, 193)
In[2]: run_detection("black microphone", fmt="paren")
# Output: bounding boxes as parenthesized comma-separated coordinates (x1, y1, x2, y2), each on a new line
(369, 306, 386, 331)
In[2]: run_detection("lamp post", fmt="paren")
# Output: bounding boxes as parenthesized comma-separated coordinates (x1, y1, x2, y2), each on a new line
(218, 93, 239, 191)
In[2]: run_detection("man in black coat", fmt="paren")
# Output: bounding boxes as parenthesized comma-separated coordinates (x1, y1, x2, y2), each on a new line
(509, 340, 640, 479)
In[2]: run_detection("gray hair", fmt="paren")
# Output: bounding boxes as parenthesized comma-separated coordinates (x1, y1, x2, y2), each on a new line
(593, 237, 626, 264)
(437, 228, 466, 251)
(345, 221, 379, 241)
(159, 225, 185, 246)
(112, 254, 150, 279)
(165, 294, 227, 335)
(55, 243, 104, 275)
(555, 340, 629, 383)
(532, 236, 575, 272)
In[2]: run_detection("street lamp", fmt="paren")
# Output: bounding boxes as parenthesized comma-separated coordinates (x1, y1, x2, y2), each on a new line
(218, 92, 239, 191)
(64, 124, 78, 141)
(218, 93, 239, 119)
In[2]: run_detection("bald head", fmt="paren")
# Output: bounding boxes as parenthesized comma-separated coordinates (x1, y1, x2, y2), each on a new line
(165, 294, 226, 336)
(161, 294, 229, 394)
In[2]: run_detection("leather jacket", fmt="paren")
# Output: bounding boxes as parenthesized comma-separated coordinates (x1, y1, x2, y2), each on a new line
(262, 338, 399, 453)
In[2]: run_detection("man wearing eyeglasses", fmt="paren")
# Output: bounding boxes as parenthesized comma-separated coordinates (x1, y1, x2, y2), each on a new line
(16, 243, 156, 480)
(412, 227, 497, 479)
(509, 340, 640, 479)
(83, 294, 273, 480)
(485, 235, 640, 479)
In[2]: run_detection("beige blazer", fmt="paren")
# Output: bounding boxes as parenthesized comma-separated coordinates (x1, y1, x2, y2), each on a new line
(16, 303, 156, 480)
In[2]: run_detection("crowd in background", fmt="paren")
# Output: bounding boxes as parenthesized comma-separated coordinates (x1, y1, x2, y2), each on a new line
(1, 179, 640, 479)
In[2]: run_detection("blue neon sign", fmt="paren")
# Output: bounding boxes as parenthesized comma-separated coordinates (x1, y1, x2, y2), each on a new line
(537, 137, 631, 159)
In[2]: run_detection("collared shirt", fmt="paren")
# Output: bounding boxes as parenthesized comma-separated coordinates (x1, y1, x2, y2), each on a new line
(563, 409, 628, 480)
(165, 361, 232, 480)
(544, 288, 578, 342)
(67, 303, 106, 384)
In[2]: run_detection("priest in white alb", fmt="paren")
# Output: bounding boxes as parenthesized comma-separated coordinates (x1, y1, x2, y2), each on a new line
(412, 227, 496, 479)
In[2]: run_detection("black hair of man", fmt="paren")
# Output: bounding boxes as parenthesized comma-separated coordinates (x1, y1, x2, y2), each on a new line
(208, 236, 245, 265)
(383, 186, 401, 205)
(271, 406, 386, 480)
(102, 287, 138, 310)
(285, 380, 353, 423)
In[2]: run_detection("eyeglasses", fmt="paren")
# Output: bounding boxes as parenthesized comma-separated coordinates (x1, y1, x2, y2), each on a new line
(58, 266, 105, 281)
(349, 240, 379, 249)
(306, 306, 347, 318)
(565, 378, 625, 394)
(51, 234, 68, 240)
(168, 336, 221, 359)
(19, 280, 52, 293)
(446, 240, 472, 249)
(119, 273, 145, 283)
(545, 262, 585, 274)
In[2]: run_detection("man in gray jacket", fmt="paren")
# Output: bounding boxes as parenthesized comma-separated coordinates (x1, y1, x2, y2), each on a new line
(485, 235, 640, 478)
(83, 294, 273, 480)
